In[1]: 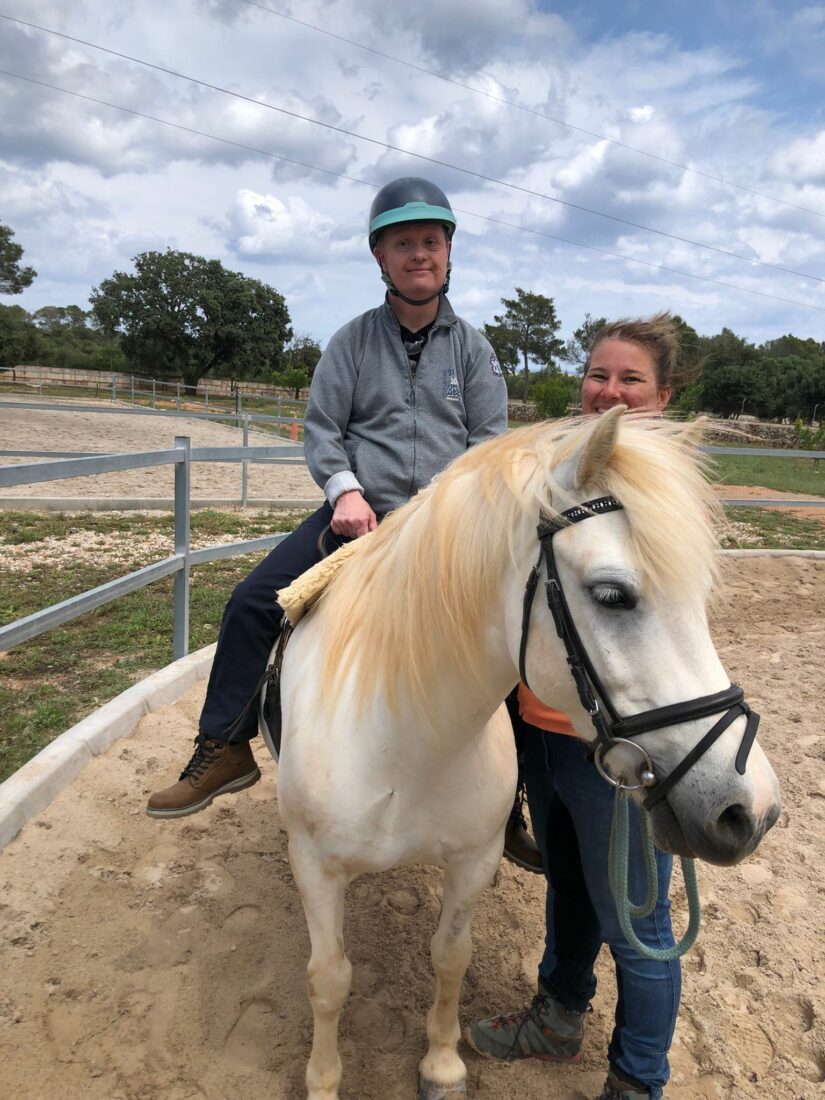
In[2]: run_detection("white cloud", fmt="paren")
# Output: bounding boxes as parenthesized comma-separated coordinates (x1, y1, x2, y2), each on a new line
(768, 131, 825, 185)
(225, 189, 335, 260)
(1, 0, 823, 347)
(629, 105, 656, 123)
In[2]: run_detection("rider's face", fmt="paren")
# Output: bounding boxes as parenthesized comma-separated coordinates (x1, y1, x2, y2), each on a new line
(373, 222, 450, 302)
(582, 338, 671, 414)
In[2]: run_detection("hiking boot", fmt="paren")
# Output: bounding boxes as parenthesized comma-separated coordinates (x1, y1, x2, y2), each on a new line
(598, 1068, 650, 1099)
(146, 736, 260, 819)
(465, 981, 586, 1063)
(502, 791, 544, 874)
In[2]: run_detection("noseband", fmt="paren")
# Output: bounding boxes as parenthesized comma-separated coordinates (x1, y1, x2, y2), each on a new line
(519, 496, 760, 811)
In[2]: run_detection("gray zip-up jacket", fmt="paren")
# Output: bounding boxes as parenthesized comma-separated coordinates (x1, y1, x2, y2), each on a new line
(304, 296, 508, 516)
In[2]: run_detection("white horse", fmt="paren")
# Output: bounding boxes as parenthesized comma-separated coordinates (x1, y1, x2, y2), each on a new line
(274, 408, 781, 1100)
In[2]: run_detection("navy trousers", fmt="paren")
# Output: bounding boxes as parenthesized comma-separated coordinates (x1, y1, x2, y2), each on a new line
(199, 503, 334, 742)
(524, 728, 680, 1098)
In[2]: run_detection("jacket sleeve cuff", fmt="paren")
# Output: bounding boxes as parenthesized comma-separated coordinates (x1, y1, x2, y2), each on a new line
(324, 471, 364, 507)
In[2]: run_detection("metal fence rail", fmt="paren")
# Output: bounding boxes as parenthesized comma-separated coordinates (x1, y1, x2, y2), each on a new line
(0, 397, 302, 426)
(0, 370, 308, 416)
(0, 436, 298, 659)
(1, 432, 823, 669)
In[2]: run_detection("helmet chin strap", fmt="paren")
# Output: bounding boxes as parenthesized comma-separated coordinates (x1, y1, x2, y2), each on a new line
(380, 261, 452, 307)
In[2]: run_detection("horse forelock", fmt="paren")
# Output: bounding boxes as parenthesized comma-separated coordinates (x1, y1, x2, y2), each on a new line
(316, 414, 721, 720)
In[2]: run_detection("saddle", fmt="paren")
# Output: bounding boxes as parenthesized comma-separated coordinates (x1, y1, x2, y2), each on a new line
(258, 531, 372, 761)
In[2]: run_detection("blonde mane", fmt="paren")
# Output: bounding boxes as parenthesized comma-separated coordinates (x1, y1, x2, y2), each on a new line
(315, 415, 721, 715)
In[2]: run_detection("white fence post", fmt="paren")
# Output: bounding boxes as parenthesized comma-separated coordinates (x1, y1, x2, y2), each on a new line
(172, 436, 191, 660)
(241, 414, 249, 507)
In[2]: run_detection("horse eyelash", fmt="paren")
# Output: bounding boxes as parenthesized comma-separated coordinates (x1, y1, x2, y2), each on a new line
(591, 584, 632, 607)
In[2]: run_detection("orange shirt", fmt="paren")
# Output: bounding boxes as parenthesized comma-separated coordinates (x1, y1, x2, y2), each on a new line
(518, 684, 579, 738)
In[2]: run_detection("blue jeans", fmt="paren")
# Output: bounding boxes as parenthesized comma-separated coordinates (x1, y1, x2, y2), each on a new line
(523, 728, 681, 1099)
(199, 504, 334, 742)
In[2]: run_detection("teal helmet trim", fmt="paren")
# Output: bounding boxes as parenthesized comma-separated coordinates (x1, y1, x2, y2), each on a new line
(368, 176, 457, 250)
(369, 202, 456, 249)
(369, 177, 456, 305)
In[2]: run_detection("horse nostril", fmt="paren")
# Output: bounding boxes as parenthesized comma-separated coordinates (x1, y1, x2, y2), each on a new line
(715, 803, 755, 848)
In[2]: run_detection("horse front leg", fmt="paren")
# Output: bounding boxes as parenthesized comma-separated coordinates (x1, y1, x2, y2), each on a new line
(419, 848, 501, 1100)
(289, 833, 352, 1100)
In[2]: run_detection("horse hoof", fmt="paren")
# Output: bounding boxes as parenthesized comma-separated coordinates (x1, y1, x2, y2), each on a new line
(418, 1076, 466, 1100)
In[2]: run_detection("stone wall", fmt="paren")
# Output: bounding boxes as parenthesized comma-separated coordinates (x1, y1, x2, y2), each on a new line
(507, 401, 799, 447)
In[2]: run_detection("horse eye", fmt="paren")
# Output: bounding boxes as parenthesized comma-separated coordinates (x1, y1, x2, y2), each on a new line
(590, 583, 637, 610)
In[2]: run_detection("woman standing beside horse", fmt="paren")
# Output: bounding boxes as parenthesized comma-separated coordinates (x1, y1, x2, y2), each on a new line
(468, 314, 697, 1100)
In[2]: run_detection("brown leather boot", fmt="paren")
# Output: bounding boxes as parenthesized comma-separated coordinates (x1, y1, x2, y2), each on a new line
(146, 736, 261, 819)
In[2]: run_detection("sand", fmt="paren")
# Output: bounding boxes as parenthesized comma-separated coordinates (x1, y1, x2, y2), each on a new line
(0, 404, 322, 503)
(0, 401, 823, 1099)
(0, 555, 822, 1100)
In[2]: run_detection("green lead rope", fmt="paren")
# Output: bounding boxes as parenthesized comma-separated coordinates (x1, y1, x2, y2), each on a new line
(608, 789, 702, 962)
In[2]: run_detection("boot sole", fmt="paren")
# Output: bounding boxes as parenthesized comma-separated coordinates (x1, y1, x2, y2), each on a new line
(145, 767, 261, 819)
(502, 848, 545, 874)
(464, 1028, 582, 1065)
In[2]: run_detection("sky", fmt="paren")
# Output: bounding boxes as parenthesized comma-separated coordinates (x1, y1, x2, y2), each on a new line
(1, 0, 824, 350)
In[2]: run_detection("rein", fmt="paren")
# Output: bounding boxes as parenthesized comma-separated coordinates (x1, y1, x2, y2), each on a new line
(519, 495, 761, 960)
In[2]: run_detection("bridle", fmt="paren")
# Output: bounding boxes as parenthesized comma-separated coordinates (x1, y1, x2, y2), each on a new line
(519, 495, 760, 811)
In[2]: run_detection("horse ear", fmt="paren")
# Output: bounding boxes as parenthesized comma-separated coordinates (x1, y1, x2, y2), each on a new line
(678, 415, 707, 451)
(574, 405, 624, 488)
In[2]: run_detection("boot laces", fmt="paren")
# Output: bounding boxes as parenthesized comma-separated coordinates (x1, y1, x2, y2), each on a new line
(179, 734, 224, 781)
(491, 990, 552, 1033)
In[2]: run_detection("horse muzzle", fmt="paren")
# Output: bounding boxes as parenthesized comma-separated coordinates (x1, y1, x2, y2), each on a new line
(648, 787, 782, 866)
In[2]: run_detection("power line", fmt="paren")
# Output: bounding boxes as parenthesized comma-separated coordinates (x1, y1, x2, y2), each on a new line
(455, 210, 825, 314)
(2, 12, 823, 286)
(2, 68, 823, 317)
(240, 0, 825, 222)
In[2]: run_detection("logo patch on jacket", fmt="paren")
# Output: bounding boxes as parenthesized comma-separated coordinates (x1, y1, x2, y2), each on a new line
(443, 367, 461, 402)
(490, 352, 502, 376)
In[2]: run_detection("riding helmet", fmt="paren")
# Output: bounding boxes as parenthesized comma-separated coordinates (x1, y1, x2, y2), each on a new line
(368, 177, 457, 252)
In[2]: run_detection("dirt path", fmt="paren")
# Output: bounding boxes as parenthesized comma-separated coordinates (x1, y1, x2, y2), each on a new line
(0, 556, 822, 1100)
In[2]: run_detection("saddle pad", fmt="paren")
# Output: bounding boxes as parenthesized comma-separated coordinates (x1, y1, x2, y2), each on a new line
(277, 533, 371, 625)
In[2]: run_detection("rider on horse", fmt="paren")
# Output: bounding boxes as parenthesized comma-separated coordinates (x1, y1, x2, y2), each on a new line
(146, 177, 521, 836)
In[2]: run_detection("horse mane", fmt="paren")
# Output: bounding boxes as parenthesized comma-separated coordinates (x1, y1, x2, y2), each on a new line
(316, 414, 722, 717)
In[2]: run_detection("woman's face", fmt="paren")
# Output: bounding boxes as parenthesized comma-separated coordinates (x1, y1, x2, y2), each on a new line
(581, 338, 671, 414)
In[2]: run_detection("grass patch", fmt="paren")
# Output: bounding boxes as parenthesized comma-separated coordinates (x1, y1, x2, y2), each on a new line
(720, 506, 825, 551)
(0, 509, 308, 782)
(708, 452, 825, 495)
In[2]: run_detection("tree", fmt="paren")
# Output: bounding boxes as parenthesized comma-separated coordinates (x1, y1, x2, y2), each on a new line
(532, 373, 577, 419)
(492, 288, 564, 401)
(29, 303, 126, 372)
(480, 322, 519, 375)
(0, 304, 39, 369)
(90, 249, 292, 387)
(277, 366, 310, 399)
(761, 334, 824, 361)
(283, 334, 322, 380)
(31, 305, 90, 334)
(562, 313, 607, 372)
(0, 225, 37, 295)
(670, 314, 702, 390)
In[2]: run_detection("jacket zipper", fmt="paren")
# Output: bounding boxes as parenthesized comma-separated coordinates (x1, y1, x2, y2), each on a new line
(408, 353, 418, 500)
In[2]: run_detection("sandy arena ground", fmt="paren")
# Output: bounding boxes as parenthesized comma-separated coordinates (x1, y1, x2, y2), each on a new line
(0, 567, 822, 1099)
(0, 404, 823, 1099)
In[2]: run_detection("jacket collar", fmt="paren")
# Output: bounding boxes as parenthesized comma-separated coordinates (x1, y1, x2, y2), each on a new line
(381, 294, 457, 334)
